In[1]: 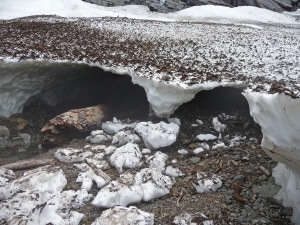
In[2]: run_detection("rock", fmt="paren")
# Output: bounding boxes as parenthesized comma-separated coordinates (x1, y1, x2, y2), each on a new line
(0, 137, 9, 149)
(233, 175, 245, 183)
(252, 184, 280, 198)
(189, 157, 200, 164)
(256, 0, 284, 12)
(18, 133, 31, 148)
(0, 116, 27, 131)
(273, 0, 292, 9)
(243, 205, 254, 212)
(0, 126, 9, 138)
(41, 105, 111, 146)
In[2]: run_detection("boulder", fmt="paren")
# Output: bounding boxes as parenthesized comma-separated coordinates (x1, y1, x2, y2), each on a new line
(256, 0, 284, 12)
(41, 105, 111, 146)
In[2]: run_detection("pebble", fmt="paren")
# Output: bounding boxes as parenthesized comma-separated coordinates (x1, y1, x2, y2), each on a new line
(243, 205, 254, 212)
(232, 175, 245, 183)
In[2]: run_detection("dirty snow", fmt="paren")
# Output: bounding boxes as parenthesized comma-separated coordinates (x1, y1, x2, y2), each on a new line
(173, 212, 213, 225)
(146, 151, 168, 172)
(102, 118, 138, 135)
(165, 166, 184, 178)
(54, 148, 93, 163)
(193, 172, 222, 193)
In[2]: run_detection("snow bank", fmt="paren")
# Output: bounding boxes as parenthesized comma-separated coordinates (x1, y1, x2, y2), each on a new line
(192, 172, 222, 193)
(135, 121, 179, 149)
(273, 163, 300, 224)
(0, 165, 66, 200)
(110, 143, 143, 173)
(92, 206, 154, 225)
(0, 0, 297, 25)
(244, 92, 300, 175)
(135, 168, 173, 201)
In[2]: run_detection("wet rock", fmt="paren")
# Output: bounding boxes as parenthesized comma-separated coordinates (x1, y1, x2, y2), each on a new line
(18, 133, 31, 148)
(0, 126, 9, 138)
(0, 137, 9, 149)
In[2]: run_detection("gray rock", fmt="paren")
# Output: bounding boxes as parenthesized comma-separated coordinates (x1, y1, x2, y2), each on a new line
(18, 133, 31, 148)
(257, 0, 284, 12)
(273, 0, 292, 9)
(252, 184, 280, 198)
(233, 175, 245, 183)
(0, 137, 9, 149)
(243, 205, 254, 212)
(0, 126, 10, 138)
(189, 157, 200, 164)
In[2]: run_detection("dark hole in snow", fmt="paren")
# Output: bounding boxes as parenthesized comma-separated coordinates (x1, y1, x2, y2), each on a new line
(174, 87, 250, 117)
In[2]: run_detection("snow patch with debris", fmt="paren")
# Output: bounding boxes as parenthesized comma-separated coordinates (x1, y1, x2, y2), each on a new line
(135, 121, 179, 149)
(110, 143, 143, 173)
(91, 206, 154, 225)
(54, 148, 93, 163)
(173, 212, 213, 225)
(114, 130, 141, 146)
(193, 172, 222, 193)
(146, 151, 168, 172)
(102, 118, 137, 135)
(165, 166, 184, 178)
(135, 168, 173, 202)
(0, 167, 15, 187)
(86, 130, 112, 144)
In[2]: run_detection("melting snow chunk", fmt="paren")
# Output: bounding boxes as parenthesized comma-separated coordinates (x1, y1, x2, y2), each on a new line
(102, 118, 137, 135)
(146, 151, 168, 172)
(110, 143, 143, 173)
(135, 121, 179, 150)
(178, 149, 188, 155)
(92, 178, 143, 208)
(196, 119, 203, 125)
(135, 168, 173, 202)
(86, 130, 112, 144)
(173, 213, 213, 225)
(165, 166, 184, 178)
(142, 148, 152, 154)
(114, 130, 141, 146)
(193, 147, 204, 154)
(105, 145, 116, 155)
(0, 167, 15, 187)
(0, 165, 67, 200)
(196, 134, 217, 142)
(91, 206, 154, 225)
(212, 142, 226, 150)
(75, 163, 110, 191)
(168, 117, 181, 126)
(54, 148, 93, 163)
(193, 172, 222, 193)
(212, 117, 226, 132)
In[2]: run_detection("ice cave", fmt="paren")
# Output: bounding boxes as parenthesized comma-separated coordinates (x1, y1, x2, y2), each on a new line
(0, 0, 300, 224)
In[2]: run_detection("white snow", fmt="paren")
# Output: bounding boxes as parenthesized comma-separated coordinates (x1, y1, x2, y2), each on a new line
(0, 165, 67, 200)
(273, 163, 300, 224)
(0, 167, 15, 187)
(92, 179, 143, 208)
(212, 117, 226, 132)
(146, 151, 168, 172)
(165, 166, 184, 178)
(135, 121, 179, 149)
(54, 148, 93, 163)
(178, 149, 189, 155)
(168, 117, 181, 126)
(114, 130, 141, 146)
(91, 206, 154, 225)
(198, 143, 210, 151)
(173, 213, 213, 225)
(86, 130, 112, 144)
(105, 145, 116, 155)
(75, 163, 111, 191)
(196, 119, 204, 125)
(142, 148, 152, 154)
(244, 92, 300, 175)
(212, 142, 226, 150)
(196, 134, 217, 142)
(110, 143, 143, 173)
(102, 118, 138, 135)
(135, 168, 173, 202)
(192, 172, 222, 193)
(0, 0, 297, 25)
(193, 147, 204, 154)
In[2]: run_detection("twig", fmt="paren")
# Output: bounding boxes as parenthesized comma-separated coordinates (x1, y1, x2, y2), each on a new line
(176, 188, 184, 207)
(214, 159, 223, 173)
(1, 159, 55, 171)
(259, 165, 270, 176)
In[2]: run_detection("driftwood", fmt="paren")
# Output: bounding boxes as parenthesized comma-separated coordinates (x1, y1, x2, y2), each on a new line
(1, 159, 55, 171)
(41, 105, 111, 146)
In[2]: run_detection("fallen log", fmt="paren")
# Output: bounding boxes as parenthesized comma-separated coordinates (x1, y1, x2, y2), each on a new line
(41, 105, 111, 146)
(1, 159, 55, 171)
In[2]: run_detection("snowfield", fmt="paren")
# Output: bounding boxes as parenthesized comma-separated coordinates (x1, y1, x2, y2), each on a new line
(0, 0, 300, 223)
